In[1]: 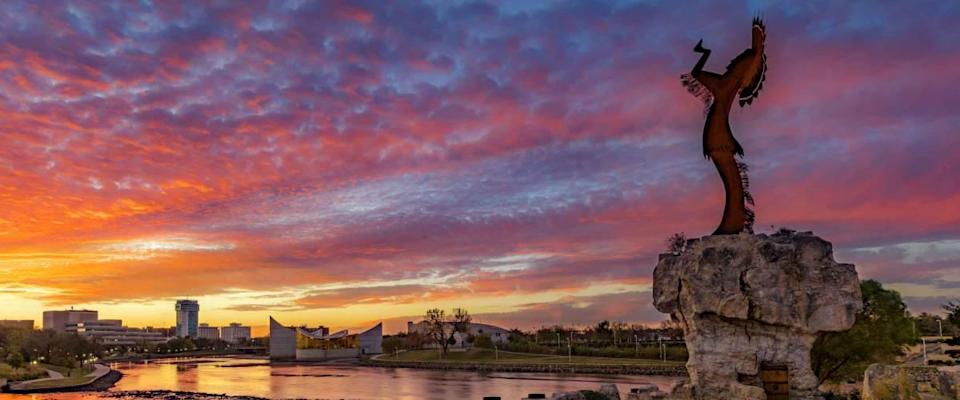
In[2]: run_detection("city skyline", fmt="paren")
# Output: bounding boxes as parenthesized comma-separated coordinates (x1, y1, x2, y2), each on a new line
(1, 1, 959, 334)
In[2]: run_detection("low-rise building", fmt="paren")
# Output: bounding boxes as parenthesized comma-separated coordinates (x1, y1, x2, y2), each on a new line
(66, 319, 168, 346)
(43, 309, 98, 332)
(198, 323, 220, 340)
(269, 317, 381, 360)
(0, 320, 34, 330)
(221, 323, 251, 343)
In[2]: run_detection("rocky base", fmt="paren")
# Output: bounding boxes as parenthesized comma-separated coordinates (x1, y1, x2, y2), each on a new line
(544, 383, 669, 400)
(653, 231, 862, 399)
(862, 364, 959, 400)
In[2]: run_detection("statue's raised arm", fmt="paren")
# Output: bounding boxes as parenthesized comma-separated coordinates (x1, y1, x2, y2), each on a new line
(681, 18, 767, 235)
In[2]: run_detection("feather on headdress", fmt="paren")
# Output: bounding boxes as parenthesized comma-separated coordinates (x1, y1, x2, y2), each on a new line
(737, 18, 767, 107)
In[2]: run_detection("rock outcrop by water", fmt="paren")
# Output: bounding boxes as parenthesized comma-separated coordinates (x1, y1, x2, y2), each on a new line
(653, 231, 862, 400)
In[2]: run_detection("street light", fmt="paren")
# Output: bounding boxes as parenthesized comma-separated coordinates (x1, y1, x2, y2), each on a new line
(922, 337, 928, 365)
(938, 319, 943, 339)
(658, 337, 663, 362)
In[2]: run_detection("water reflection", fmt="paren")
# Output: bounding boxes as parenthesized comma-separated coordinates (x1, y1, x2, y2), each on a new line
(0, 357, 679, 400)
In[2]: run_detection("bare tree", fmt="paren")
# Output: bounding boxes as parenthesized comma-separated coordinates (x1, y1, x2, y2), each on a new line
(448, 308, 472, 350)
(424, 307, 472, 354)
(425, 308, 449, 353)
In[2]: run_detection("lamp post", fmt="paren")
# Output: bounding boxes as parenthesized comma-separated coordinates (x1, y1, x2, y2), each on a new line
(556, 332, 561, 350)
(938, 319, 943, 339)
(658, 337, 663, 362)
(922, 337, 927, 365)
(634, 334, 639, 358)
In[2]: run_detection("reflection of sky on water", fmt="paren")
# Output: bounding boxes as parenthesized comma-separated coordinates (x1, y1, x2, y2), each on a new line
(0, 358, 680, 400)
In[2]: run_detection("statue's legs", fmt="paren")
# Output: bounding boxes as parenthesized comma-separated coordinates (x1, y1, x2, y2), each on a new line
(710, 151, 745, 234)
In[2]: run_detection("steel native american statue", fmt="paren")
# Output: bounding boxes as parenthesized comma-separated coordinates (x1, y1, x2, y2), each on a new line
(682, 18, 767, 235)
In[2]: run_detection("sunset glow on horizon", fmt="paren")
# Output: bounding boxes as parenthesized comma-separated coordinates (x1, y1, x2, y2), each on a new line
(1, 1, 958, 336)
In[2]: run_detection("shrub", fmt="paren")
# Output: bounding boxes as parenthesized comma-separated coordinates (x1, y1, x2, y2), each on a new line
(473, 333, 493, 349)
(0, 363, 49, 381)
(382, 336, 403, 354)
(666, 233, 686, 254)
(579, 390, 609, 400)
(6, 351, 24, 368)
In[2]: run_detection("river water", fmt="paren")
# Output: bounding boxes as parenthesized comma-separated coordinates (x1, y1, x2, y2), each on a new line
(0, 357, 680, 400)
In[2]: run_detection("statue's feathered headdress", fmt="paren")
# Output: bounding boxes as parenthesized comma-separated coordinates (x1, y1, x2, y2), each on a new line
(735, 18, 767, 107)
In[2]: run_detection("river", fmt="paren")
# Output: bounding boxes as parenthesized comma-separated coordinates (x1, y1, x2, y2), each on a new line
(0, 357, 680, 400)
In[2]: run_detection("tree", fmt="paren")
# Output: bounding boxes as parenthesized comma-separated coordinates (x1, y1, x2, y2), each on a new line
(474, 333, 493, 349)
(448, 308, 472, 349)
(913, 312, 956, 337)
(6, 350, 24, 368)
(424, 307, 472, 354)
(811, 280, 916, 383)
(944, 300, 960, 330)
(382, 336, 403, 354)
(425, 308, 449, 353)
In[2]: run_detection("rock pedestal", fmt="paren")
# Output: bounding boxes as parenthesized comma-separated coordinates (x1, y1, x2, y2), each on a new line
(652, 231, 862, 400)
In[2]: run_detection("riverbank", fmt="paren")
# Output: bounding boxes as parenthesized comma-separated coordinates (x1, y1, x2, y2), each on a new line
(104, 351, 260, 363)
(365, 349, 686, 376)
(102, 390, 271, 400)
(3, 365, 121, 394)
(364, 359, 686, 375)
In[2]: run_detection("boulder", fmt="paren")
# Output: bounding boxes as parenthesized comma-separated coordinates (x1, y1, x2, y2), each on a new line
(652, 231, 862, 399)
(598, 384, 621, 400)
(550, 392, 586, 400)
(626, 385, 672, 400)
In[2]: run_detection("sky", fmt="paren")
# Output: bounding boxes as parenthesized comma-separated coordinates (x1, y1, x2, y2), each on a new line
(0, 0, 958, 336)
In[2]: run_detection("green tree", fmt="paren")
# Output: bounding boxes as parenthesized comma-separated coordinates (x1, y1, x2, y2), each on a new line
(473, 333, 493, 349)
(811, 280, 916, 383)
(944, 300, 960, 331)
(382, 336, 403, 354)
(6, 350, 25, 368)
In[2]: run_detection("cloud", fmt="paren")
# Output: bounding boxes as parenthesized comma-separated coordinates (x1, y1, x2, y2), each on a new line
(0, 0, 958, 327)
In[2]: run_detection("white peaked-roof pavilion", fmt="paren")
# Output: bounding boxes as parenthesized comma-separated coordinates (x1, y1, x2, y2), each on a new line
(269, 316, 382, 360)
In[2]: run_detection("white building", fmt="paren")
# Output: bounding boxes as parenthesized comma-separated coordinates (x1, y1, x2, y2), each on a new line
(269, 317, 381, 360)
(198, 323, 220, 340)
(66, 319, 168, 346)
(407, 321, 511, 348)
(221, 323, 251, 343)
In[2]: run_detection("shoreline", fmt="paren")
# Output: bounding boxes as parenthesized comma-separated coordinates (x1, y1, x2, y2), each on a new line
(360, 359, 687, 376)
(103, 352, 262, 363)
(3, 369, 123, 394)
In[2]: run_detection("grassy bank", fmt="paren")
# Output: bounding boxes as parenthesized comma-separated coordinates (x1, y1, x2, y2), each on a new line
(381, 348, 682, 366)
(17, 375, 93, 390)
(40, 363, 94, 378)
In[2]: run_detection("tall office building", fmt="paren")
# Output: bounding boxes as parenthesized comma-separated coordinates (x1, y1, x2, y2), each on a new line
(175, 300, 199, 338)
(42, 309, 98, 332)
